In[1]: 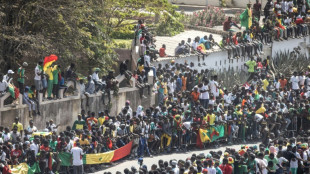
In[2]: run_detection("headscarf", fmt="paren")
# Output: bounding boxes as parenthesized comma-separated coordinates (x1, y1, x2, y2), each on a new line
(136, 105, 144, 117)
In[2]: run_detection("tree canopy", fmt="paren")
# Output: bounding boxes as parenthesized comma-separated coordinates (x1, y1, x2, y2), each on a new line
(0, 0, 181, 74)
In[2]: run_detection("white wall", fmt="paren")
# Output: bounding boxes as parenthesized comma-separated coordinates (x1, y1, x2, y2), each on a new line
(153, 37, 310, 72)
(272, 37, 310, 58)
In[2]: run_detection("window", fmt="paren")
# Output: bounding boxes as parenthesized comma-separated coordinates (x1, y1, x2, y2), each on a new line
(220, 61, 221, 65)
(215, 61, 217, 66)
(224, 60, 226, 64)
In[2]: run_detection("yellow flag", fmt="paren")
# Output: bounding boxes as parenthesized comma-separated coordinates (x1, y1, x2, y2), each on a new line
(10, 163, 29, 174)
(199, 128, 210, 143)
(85, 151, 114, 164)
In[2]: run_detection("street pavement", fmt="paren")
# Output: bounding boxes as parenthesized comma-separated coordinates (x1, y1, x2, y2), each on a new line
(95, 142, 259, 173)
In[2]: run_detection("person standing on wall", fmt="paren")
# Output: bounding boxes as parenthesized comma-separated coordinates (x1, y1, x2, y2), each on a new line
(17, 62, 28, 95)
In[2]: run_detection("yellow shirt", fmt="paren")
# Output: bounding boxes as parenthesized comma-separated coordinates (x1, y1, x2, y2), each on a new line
(256, 106, 266, 114)
(79, 139, 90, 145)
(262, 79, 269, 91)
(163, 82, 168, 95)
(45, 66, 54, 80)
(98, 117, 105, 126)
(204, 114, 216, 125)
(12, 122, 23, 132)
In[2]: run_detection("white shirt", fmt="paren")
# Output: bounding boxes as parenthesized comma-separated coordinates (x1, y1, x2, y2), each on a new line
(224, 93, 232, 105)
(199, 85, 209, 99)
(65, 140, 74, 152)
(281, 1, 287, 13)
(0, 151, 6, 161)
(255, 114, 263, 122)
(71, 146, 84, 166)
(206, 167, 216, 174)
(276, 157, 288, 169)
(168, 81, 175, 94)
(2, 75, 11, 84)
(34, 65, 42, 81)
(144, 55, 150, 68)
(290, 76, 300, 90)
(91, 72, 100, 82)
(49, 124, 58, 132)
(27, 126, 37, 138)
(299, 76, 306, 86)
(3, 133, 11, 142)
(209, 80, 219, 97)
(0, 80, 8, 92)
(30, 143, 39, 156)
(255, 158, 268, 174)
(192, 42, 198, 51)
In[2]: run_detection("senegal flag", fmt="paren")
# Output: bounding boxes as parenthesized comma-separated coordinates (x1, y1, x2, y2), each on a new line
(10, 162, 40, 174)
(43, 54, 58, 72)
(199, 128, 210, 143)
(83, 151, 114, 164)
(8, 83, 19, 99)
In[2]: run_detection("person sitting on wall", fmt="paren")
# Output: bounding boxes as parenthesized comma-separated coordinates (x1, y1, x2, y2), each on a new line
(0, 73, 8, 97)
(119, 59, 132, 83)
(223, 16, 241, 32)
(159, 44, 167, 58)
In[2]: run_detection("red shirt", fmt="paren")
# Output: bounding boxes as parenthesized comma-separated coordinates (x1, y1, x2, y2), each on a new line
(159, 48, 166, 57)
(40, 145, 50, 152)
(86, 117, 98, 130)
(295, 18, 304, 24)
(140, 37, 145, 44)
(232, 35, 238, 45)
(191, 91, 200, 102)
(10, 149, 22, 158)
(219, 164, 233, 174)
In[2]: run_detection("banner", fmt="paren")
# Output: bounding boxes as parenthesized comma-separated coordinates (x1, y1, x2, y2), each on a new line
(58, 141, 133, 166)
(58, 152, 72, 167)
(10, 162, 40, 174)
(83, 151, 114, 165)
(111, 141, 133, 162)
(199, 129, 210, 143)
(207, 125, 225, 142)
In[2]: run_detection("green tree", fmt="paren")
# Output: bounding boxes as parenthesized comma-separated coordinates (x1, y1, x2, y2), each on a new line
(0, 0, 117, 74)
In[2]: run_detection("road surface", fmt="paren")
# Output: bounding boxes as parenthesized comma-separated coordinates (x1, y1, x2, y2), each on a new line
(94, 142, 259, 173)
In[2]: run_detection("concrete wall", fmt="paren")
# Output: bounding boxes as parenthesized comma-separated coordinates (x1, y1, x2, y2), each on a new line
(0, 87, 156, 132)
(153, 37, 309, 71)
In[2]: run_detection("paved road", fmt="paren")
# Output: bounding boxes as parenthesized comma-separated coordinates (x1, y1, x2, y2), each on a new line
(94, 142, 259, 173)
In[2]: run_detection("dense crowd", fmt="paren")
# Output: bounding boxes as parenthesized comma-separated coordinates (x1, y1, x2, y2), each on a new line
(165, 0, 310, 59)
(0, 1, 309, 174)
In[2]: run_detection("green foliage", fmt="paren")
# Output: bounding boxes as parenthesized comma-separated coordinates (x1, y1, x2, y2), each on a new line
(111, 24, 135, 40)
(156, 11, 184, 36)
(112, 39, 132, 49)
(0, 0, 118, 74)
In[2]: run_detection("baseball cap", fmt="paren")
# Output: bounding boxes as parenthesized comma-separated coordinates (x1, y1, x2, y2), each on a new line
(7, 70, 14, 74)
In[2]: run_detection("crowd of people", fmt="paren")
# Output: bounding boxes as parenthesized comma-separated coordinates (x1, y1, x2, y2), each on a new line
(0, 59, 124, 117)
(1, 51, 310, 173)
(0, 1, 310, 174)
(162, 0, 310, 59)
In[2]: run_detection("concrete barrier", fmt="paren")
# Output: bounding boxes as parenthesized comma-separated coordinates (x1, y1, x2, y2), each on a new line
(0, 85, 156, 132)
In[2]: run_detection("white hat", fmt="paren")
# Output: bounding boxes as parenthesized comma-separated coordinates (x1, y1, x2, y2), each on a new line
(7, 70, 14, 74)
(23, 62, 28, 67)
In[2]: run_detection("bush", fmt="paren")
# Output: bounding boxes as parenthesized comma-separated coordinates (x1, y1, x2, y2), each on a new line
(111, 24, 135, 39)
(185, 6, 226, 27)
(155, 11, 184, 36)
